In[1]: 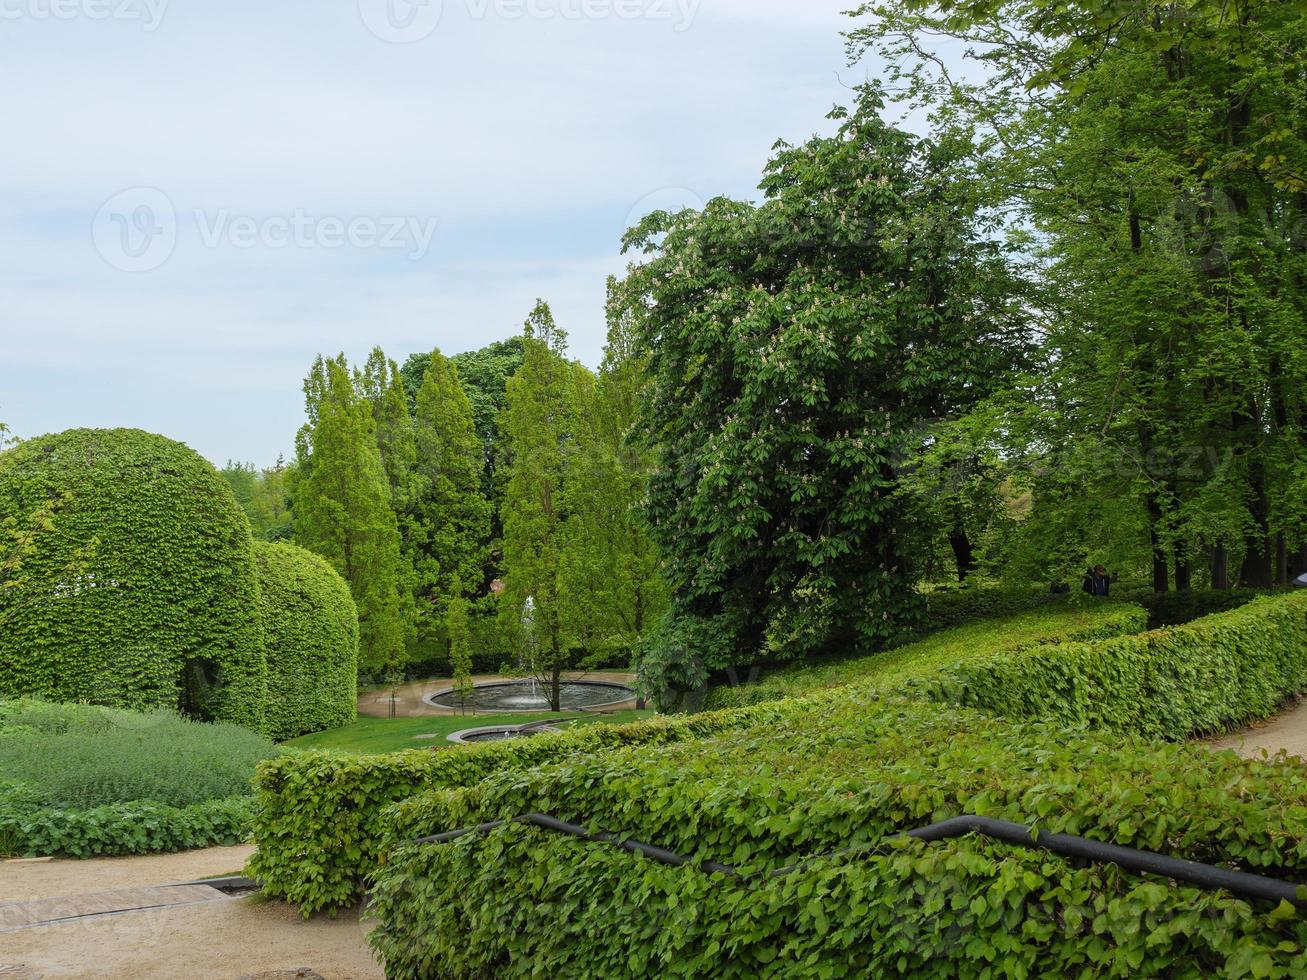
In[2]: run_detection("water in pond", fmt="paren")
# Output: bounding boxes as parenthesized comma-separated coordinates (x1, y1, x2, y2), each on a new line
(429, 680, 634, 712)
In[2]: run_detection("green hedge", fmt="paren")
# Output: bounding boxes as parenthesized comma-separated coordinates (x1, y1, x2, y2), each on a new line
(372, 694, 1307, 977)
(0, 795, 253, 859)
(920, 592, 1307, 739)
(246, 700, 803, 914)
(0, 428, 267, 730)
(254, 541, 360, 740)
(373, 829, 1306, 979)
(703, 602, 1146, 710)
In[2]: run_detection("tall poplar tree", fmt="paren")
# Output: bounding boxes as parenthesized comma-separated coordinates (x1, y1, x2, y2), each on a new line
(292, 354, 412, 677)
(410, 349, 492, 657)
(558, 282, 666, 662)
(499, 301, 580, 710)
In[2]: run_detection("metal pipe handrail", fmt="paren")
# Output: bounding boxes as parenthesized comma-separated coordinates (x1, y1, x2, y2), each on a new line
(415, 813, 1307, 909)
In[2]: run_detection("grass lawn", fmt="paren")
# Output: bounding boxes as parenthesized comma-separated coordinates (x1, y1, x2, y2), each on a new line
(285, 710, 656, 754)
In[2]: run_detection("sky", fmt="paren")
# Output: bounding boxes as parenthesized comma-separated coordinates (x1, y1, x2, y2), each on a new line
(1, 0, 875, 466)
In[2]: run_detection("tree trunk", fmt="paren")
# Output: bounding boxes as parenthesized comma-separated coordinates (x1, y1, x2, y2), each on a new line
(1276, 534, 1288, 586)
(1146, 493, 1169, 593)
(1212, 545, 1230, 590)
(949, 528, 976, 583)
(1174, 549, 1192, 591)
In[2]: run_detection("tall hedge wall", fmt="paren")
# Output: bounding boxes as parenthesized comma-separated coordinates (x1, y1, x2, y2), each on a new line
(253, 541, 359, 740)
(0, 428, 267, 730)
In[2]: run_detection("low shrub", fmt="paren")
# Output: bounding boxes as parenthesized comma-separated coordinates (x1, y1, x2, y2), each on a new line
(703, 602, 1146, 711)
(0, 796, 253, 859)
(920, 592, 1307, 739)
(0, 699, 276, 857)
(373, 694, 1307, 978)
(247, 700, 802, 914)
(0, 699, 277, 808)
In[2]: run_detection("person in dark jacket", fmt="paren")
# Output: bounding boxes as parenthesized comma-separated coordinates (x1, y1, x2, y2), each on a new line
(1082, 565, 1111, 597)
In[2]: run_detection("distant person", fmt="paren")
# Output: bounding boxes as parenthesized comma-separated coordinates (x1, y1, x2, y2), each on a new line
(1082, 565, 1111, 597)
(1050, 582, 1071, 595)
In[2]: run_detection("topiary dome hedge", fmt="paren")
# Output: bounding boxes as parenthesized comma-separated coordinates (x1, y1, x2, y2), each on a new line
(0, 428, 268, 731)
(253, 540, 359, 739)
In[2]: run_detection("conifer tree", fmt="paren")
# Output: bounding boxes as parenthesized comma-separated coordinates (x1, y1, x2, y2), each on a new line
(410, 349, 492, 658)
(499, 301, 579, 710)
(292, 354, 412, 677)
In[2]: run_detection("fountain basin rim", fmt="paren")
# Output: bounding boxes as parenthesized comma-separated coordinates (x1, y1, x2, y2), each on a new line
(446, 723, 563, 745)
(422, 679, 637, 711)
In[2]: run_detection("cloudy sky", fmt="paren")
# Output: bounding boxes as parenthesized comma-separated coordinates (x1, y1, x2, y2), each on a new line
(2, 0, 874, 466)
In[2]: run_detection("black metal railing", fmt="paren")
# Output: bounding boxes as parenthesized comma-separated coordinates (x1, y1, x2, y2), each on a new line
(416, 813, 1307, 909)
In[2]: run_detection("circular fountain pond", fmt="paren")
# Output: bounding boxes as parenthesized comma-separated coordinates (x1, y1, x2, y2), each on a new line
(446, 723, 562, 745)
(424, 679, 635, 712)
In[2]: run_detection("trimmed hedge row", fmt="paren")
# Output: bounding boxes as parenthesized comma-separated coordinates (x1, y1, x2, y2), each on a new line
(703, 602, 1147, 711)
(247, 700, 804, 914)
(919, 592, 1307, 740)
(372, 828, 1306, 979)
(254, 541, 359, 740)
(372, 694, 1307, 977)
(0, 794, 253, 859)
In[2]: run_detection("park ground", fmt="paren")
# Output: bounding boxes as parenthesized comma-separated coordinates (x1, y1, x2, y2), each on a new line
(3, 699, 1305, 978)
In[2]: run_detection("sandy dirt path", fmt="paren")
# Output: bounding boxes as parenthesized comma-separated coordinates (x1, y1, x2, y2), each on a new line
(1207, 698, 1307, 760)
(0, 846, 383, 980)
(1, 845, 255, 903)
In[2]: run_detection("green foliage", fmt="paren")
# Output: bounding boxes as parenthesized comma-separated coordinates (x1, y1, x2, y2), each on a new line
(253, 541, 359, 740)
(246, 701, 796, 914)
(620, 86, 1028, 698)
(558, 284, 667, 663)
(409, 350, 492, 660)
(498, 301, 588, 709)
(0, 796, 254, 859)
(0, 428, 267, 729)
(373, 693, 1307, 978)
(921, 592, 1307, 739)
(374, 827, 1307, 979)
(447, 573, 474, 705)
(220, 458, 294, 541)
(0, 699, 274, 857)
(401, 336, 525, 503)
(703, 602, 1146, 710)
(851, 0, 1307, 589)
(293, 356, 413, 677)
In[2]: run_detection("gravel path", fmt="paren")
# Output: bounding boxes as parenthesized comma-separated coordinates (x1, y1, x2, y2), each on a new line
(1207, 699, 1307, 760)
(0, 846, 382, 979)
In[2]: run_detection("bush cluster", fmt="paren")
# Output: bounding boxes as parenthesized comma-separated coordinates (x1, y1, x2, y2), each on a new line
(0, 428, 362, 741)
(0, 699, 277, 857)
(247, 700, 801, 913)
(0, 428, 267, 729)
(254, 541, 359, 740)
(703, 602, 1146, 711)
(252, 589, 1307, 976)
(371, 694, 1307, 978)
(920, 592, 1307, 739)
